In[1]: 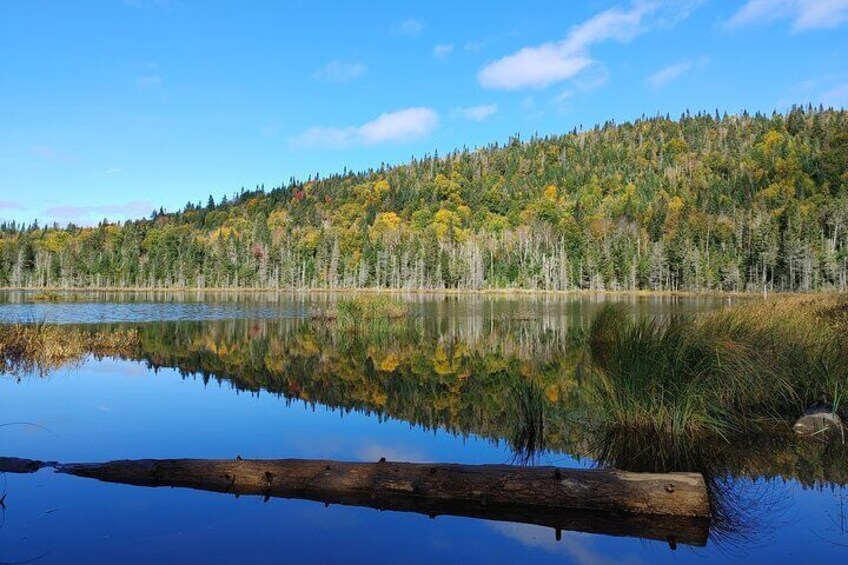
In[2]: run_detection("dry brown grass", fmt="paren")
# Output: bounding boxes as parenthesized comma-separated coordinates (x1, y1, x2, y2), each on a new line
(0, 323, 140, 376)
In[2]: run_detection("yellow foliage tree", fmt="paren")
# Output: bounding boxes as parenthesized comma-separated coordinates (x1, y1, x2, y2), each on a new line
(369, 212, 402, 244)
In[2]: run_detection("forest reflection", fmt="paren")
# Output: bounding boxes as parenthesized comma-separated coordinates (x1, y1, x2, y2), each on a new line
(72, 313, 848, 492)
(5, 307, 848, 548)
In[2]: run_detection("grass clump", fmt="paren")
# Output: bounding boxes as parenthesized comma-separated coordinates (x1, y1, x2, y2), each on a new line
(586, 305, 780, 440)
(30, 291, 63, 302)
(699, 295, 848, 412)
(0, 323, 140, 376)
(312, 296, 409, 331)
(337, 295, 408, 320)
(507, 380, 547, 465)
(585, 295, 848, 441)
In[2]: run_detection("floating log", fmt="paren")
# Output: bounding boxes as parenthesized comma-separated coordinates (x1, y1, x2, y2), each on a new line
(0, 457, 711, 547)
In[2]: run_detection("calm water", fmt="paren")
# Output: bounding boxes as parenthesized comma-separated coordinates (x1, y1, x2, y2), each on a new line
(1, 292, 846, 564)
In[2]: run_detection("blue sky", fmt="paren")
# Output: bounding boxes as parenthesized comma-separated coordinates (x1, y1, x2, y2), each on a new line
(1, 0, 847, 226)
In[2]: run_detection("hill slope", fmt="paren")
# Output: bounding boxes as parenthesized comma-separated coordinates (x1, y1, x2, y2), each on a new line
(2, 106, 847, 292)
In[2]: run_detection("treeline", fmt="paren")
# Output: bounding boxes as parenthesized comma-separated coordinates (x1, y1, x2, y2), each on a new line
(2, 105, 847, 292)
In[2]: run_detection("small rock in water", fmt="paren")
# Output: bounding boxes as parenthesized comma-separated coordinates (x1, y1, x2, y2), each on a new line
(793, 404, 844, 439)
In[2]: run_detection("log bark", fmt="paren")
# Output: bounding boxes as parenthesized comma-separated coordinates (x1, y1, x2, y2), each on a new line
(0, 457, 711, 547)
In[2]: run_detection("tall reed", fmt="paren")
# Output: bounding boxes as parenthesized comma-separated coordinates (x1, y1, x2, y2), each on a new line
(584, 295, 848, 441)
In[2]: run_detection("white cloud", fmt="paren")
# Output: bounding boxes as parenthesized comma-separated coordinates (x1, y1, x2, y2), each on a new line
(359, 107, 438, 143)
(433, 43, 454, 58)
(647, 60, 692, 89)
(550, 62, 612, 112)
(565, 2, 653, 46)
(572, 63, 610, 92)
(313, 60, 367, 82)
(392, 18, 425, 36)
(356, 443, 429, 463)
(478, 42, 592, 90)
(296, 126, 351, 147)
(489, 523, 620, 565)
(457, 104, 498, 121)
(727, 0, 848, 31)
(479, 1, 696, 90)
(295, 107, 438, 147)
(549, 64, 609, 112)
(103, 167, 122, 177)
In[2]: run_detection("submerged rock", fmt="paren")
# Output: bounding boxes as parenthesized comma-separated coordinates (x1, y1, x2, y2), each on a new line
(793, 404, 845, 439)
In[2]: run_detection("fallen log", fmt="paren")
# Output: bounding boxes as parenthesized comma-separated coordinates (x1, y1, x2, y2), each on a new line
(0, 456, 711, 547)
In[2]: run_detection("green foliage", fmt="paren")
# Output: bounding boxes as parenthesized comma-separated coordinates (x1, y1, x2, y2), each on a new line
(332, 295, 410, 333)
(586, 295, 848, 441)
(311, 296, 410, 334)
(336, 295, 408, 321)
(2, 107, 847, 292)
(507, 379, 548, 465)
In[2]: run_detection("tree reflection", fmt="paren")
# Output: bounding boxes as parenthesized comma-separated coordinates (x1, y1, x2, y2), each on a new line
(4, 313, 848, 547)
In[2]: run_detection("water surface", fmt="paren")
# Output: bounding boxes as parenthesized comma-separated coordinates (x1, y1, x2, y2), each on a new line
(1, 292, 845, 564)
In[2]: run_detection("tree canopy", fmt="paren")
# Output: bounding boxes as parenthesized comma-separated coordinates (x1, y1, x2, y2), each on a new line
(2, 106, 847, 292)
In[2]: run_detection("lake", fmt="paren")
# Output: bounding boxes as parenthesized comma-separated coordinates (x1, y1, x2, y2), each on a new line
(1, 292, 846, 564)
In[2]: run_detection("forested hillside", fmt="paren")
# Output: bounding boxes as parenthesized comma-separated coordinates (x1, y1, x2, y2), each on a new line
(2, 106, 847, 292)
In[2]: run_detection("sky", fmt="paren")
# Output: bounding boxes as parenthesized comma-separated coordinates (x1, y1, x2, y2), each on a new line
(1, 0, 847, 226)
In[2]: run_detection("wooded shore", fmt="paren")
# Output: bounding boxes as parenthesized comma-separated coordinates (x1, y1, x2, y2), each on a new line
(0, 285, 800, 296)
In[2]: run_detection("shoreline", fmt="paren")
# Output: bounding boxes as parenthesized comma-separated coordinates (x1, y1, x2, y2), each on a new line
(0, 286, 832, 299)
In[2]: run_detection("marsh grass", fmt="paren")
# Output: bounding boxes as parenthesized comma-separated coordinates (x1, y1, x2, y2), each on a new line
(0, 322, 140, 376)
(507, 379, 547, 465)
(494, 309, 537, 323)
(30, 291, 63, 302)
(585, 295, 848, 441)
(312, 296, 410, 333)
(337, 295, 408, 321)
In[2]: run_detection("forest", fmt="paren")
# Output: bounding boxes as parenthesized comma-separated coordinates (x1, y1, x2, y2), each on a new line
(1, 105, 847, 292)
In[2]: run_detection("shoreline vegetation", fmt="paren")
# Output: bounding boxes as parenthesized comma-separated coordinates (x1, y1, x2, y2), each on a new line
(1, 285, 834, 298)
(310, 295, 409, 323)
(586, 295, 848, 442)
(0, 323, 139, 376)
(2, 295, 846, 439)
